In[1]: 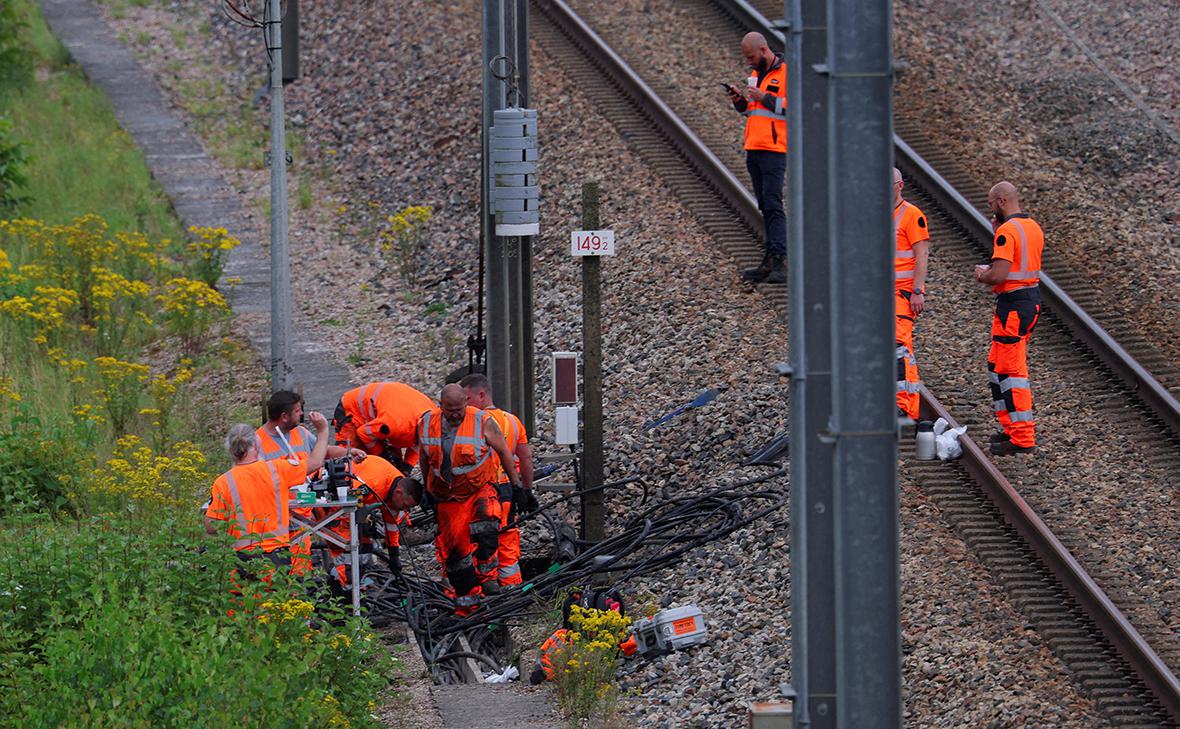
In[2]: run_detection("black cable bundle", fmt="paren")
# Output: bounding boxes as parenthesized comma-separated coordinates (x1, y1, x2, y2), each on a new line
(365, 469, 785, 683)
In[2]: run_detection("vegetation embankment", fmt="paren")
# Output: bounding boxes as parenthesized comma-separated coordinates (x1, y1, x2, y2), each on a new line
(0, 2, 394, 726)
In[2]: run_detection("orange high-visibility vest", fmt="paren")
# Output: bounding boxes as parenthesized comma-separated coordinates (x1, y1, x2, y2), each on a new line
(206, 458, 305, 552)
(340, 382, 434, 448)
(484, 407, 527, 485)
(744, 58, 787, 153)
(417, 406, 500, 502)
(256, 424, 313, 465)
(893, 199, 929, 288)
(991, 215, 1043, 294)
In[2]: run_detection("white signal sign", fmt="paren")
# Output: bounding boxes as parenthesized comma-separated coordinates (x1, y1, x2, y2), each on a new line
(570, 230, 615, 256)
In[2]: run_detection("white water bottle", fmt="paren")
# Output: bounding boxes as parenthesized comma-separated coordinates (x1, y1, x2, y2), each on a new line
(915, 420, 936, 460)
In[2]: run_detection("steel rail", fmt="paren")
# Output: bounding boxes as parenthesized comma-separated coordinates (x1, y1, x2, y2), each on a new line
(531, 0, 765, 238)
(920, 384, 1180, 723)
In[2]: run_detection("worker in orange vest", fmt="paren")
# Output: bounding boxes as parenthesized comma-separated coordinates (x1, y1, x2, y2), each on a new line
(256, 390, 365, 572)
(332, 382, 434, 469)
(418, 384, 525, 614)
(257, 390, 366, 466)
(726, 31, 787, 284)
(204, 413, 331, 574)
(974, 180, 1043, 455)
(322, 454, 423, 590)
(893, 167, 931, 422)
(460, 372, 535, 588)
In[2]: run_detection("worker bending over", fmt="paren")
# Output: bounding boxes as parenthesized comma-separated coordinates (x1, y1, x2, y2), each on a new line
(205, 412, 331, 573)
(332, 382, 434, 470)
(418, 384, 523, 614)
(974, 180, 1042, 455)
(460, 373, 536, 588)
(893, 167, 931, 421)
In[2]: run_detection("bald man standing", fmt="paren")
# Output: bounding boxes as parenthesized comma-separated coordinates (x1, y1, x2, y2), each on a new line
(726, 32, 788, 285)
(974, 181, 1043, 455)
(417, 384, 521, 613)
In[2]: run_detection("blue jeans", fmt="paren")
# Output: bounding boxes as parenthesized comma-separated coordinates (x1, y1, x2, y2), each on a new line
(746, 150, 787, 257)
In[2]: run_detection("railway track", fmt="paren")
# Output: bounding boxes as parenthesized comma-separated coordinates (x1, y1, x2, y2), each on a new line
(531, 0, 1180, 724)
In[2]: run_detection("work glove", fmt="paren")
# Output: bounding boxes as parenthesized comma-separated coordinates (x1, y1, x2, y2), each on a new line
(387, 547, 402, 577)
(513, 486, 540, 516)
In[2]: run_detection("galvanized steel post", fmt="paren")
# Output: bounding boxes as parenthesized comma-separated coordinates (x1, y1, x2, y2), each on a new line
(266, 0, 292, 390)
(482, 0, 510, 407)
(786, 0, 835, 726)
(827, 0, 900, 725)
(483, 0, 536, 430)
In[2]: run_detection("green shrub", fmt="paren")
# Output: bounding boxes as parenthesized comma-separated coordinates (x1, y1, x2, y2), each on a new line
(0, 409, 83, 516)
(0, 0, 30, 84)
(0, 117, 29, 213)
(0, 514, 395, 727)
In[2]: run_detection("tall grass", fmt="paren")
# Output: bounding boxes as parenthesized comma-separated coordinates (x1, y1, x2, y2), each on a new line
(3, 0, 182, 239)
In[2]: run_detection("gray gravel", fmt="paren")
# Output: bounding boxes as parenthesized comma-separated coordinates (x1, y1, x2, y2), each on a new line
(93, 0, 1133, 726)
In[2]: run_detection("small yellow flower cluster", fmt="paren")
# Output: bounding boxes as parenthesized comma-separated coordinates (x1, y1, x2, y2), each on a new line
(567, 604, 633, 652)
(385, 205, 433, 235)
(157, 277, 227, 314)
(72, 403, 105, 425)
(329, 633, 353, 649)
(89, 434, 211, 505)
(0, 376, 20, 402)
(0, 285, 80, 341)
(257, 598, 316, 624)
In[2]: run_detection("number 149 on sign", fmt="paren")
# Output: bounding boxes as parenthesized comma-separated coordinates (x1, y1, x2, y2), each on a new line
(570, 230, 616, 256)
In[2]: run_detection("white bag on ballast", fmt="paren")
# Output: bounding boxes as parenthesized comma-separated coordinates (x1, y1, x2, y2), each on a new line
(933, 417, 968, 460)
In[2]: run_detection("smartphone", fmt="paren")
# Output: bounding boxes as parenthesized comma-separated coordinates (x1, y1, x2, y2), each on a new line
(721, 82, 737, 93)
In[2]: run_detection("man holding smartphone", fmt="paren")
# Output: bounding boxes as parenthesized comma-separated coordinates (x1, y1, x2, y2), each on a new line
(726, 31, 787, 285)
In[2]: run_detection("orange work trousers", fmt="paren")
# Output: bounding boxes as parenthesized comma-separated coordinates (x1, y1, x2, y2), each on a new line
(895, 288, 921, 419)
(988, 289, 1041, 448)
(434, 483, 501, 615)
(495, 482, 522, 587)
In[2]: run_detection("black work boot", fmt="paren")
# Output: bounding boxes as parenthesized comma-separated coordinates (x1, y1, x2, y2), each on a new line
(741, 253, 772, 283)
(764, 255, 787, 284)
(989, 431, 1011, 444)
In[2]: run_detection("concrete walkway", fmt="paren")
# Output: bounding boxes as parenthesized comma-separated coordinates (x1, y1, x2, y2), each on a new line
(40, 0, 349, 414)
(39, 3, 562, 726)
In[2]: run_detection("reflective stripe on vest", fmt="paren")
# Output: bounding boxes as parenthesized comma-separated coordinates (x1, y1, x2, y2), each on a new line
(257, 426, 309, 463)
(498, 563, 521, 578)
(1003, 219, 1041, 284)
(365, 383, 385, 420)
(895, 270, 915, 280)
(225, 462, 288, 549)
(423, 410, 493, 479)
(747, 108, 785, 120)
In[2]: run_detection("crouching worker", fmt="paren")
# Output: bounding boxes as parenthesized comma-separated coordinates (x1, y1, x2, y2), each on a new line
(205, 412, 331, 578)
(323, 454, 423, 591)
(418, 384, 521, 615)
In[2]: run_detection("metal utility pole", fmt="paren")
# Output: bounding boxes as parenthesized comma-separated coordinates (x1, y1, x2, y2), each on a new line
(827, 0, 899, 724)
(482, 0, 536, 432)
(266, 0, 292, 390)
(787, 0, 898, 724)
(580, 182, 605, 542)
(785, 0, 835, 726)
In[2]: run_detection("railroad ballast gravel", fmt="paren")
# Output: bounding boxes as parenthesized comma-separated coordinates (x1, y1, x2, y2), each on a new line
(100, 0, 1112, 726)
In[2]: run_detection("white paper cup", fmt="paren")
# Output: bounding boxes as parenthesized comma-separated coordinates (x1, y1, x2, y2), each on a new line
(336, 486, 350, 502)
